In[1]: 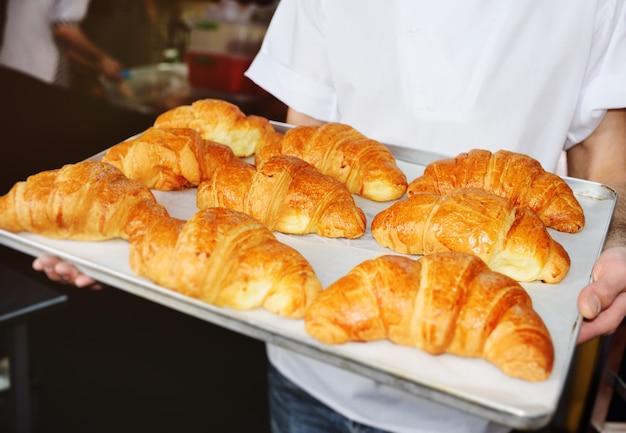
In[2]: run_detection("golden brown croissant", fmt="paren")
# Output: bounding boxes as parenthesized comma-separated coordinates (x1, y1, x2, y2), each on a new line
(196, 154, 366, 238)
(0, 161, 168, 240)
(126, 207, 323, 318)
(305, 252, 554, 382)
(371, 188, 570, 283)
(153, 98, 283, 157)
(255, 123, 407, 202)
(407, 149, 584, 233)
(101, 127, 243, 190)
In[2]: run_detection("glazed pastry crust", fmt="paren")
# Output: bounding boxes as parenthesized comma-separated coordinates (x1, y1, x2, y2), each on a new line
(407, 149, 584, 233)
(154, 98, 283, 157)
(305, 252, 554, 382)
(255, 123, 407, 201)
(127, 207, 323, 318)
(371, 188, 570, 283)
(0, 161, 168, 240)
(102, 127, 242, 190)
(197, 154, 366, 238)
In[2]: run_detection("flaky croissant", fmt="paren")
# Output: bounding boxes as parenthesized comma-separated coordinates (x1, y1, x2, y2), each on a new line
(255, 123, 407, 202)
(153, 98, 283, 157)
(371, 188, 570, 283)
(0, 161, 168, 240)
(126, 207, 322, 318)
(196, 155, 366, 238)
(407, 149, 584, 233)
(305, 252, 554, 382)
(102, 127, 243, 190)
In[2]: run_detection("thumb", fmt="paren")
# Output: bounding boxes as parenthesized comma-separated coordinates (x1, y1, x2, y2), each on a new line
(578, 286, 602, 319)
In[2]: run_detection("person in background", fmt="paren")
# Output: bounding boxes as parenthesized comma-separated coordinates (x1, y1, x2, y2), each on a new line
(31, 1, 626, 432)
(0, 0, 122, 89)
(70, 0, 190, 102)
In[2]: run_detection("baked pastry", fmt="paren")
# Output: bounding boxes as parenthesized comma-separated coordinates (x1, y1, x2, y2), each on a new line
(407, 149, 584, 233)
(0, 161, 168, 240)
(196, 154, 366, 238)
(102, 127, 243, 190)
(371, 188, 570, 283)
(305, 252, 554, 381)
(126, 207, 323, 318)
(255, 122, 407, 201)
(153, 98, 282, 157)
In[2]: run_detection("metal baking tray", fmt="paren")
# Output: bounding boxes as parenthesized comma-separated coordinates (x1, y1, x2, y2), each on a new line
(0, 122, 617, 430)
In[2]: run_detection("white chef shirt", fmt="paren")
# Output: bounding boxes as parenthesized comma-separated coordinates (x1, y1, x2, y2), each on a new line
(247, 0, 626, 172)
(245, 1, 626, 433)
(0, 0, 90, 84)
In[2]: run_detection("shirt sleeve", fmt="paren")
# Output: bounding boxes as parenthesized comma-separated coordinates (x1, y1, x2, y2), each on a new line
(50, 0, 90, 25)
(245, 0, 340, 122)
(566, 0, 626, 147)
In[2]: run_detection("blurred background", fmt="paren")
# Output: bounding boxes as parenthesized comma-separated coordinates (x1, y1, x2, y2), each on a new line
(71, 0, 286, 119)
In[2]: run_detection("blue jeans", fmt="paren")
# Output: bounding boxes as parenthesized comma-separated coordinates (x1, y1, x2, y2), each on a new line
(268, 362, 392, 433)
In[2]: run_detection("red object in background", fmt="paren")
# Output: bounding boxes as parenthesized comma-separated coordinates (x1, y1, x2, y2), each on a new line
(186, 51, 265, 95)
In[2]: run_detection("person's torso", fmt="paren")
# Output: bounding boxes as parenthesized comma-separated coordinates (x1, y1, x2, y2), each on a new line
(316, 1, 599, 171)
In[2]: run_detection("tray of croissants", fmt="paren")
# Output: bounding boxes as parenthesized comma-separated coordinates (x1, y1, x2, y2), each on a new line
(0, 99, 616, 429)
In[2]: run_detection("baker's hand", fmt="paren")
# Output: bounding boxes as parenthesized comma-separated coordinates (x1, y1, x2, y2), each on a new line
(32, 254, 103, 290)
(577, 247, 626, 344)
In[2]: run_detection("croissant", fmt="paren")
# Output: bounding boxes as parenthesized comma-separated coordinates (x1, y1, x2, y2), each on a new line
(101, 127, 243, 190)
(371, 188, 570, 283)
(196, 154, 366, 238)
(305, 252, 554, 382)
(407, 149, 584, 233)
(255, 123, 407, 202)
(126, 207, 323, 318)
(0, 161, 168, 240)
(153, 98, 283, 157)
